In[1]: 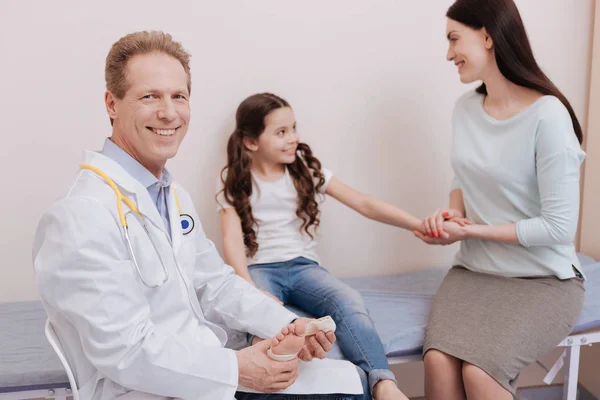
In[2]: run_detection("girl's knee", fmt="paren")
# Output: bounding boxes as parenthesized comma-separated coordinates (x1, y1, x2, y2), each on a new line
(329, 286, 366, 311)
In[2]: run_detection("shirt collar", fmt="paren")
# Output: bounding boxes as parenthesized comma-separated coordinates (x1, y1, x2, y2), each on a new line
(101, 138, 172, 189)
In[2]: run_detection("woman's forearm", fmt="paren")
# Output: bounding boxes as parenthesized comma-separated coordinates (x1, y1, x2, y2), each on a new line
(464, 223, 520, 244)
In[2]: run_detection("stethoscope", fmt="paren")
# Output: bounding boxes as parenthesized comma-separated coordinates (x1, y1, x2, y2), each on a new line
(80, 164, 195, 288)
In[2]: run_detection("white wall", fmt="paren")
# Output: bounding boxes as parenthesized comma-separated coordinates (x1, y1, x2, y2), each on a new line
(0, 1, 593, 305)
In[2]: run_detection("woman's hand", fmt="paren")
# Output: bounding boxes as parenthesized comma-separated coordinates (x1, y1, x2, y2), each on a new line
(420, 208, 471, 239)
(414, 220, 469, 245)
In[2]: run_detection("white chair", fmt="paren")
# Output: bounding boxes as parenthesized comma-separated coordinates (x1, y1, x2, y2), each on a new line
(44, 319, 80, 400)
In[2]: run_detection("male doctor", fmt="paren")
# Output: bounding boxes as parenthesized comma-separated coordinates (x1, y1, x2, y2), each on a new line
(32, 31, 359, 400)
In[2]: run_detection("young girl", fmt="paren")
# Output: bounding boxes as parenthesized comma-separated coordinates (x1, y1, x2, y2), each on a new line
(217, 93, 419, 400)
(415, 1, 586, 399)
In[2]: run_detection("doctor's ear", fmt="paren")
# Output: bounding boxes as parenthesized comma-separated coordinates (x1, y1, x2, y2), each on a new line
(243, 136, 259, 152)
(105, 91, 119, 122)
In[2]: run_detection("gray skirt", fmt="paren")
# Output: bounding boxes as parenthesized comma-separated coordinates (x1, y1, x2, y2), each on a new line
(423, 266, 585, 394)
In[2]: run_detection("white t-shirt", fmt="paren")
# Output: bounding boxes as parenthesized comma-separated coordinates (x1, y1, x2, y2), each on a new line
(216, 167, 333, 265)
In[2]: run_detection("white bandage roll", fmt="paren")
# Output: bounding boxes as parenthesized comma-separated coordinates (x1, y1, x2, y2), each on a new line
(300, 316, 337, 337)
(267, 347, 298, 361)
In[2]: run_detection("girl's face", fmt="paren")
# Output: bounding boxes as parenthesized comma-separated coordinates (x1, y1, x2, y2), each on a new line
(446, 18, 494, 84)
(247, 107, 299, 165)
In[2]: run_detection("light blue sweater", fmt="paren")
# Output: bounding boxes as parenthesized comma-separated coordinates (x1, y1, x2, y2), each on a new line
(451, 91, 586, 279)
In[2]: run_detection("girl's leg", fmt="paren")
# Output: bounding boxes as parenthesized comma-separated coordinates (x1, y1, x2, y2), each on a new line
(247, 262, 289, 345)
(287, 261, 404, 398)
(248, 261, 289, 303)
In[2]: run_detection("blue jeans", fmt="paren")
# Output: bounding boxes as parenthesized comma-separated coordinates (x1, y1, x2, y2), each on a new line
(248, 257, 396, 397)
(235, 365, 369, 400)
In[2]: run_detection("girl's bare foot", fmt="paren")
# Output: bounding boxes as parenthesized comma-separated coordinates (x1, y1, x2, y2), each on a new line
(373, 379, 409, 400)
(270, 320, 307, 357)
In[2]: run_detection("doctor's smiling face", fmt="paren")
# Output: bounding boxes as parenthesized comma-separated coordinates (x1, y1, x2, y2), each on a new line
(106, 52, 190, 177)
(104, 32, 191, 177)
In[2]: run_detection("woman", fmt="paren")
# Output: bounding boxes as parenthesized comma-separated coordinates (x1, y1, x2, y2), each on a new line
(416, 0, 586, 398)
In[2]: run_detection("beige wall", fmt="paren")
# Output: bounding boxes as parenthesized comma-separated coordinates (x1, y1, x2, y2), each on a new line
(579, 2, 600, 398)
(0, 0, 594, 303)
(581, 1, 600, 261)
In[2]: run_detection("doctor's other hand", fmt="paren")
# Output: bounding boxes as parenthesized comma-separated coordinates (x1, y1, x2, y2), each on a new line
(294, 318, 337, 362)
(236, 337, 299, 392)
(414, 221, 468, 246)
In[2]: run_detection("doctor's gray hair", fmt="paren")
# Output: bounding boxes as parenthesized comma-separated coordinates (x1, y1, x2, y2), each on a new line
(105, 31, 192, 125)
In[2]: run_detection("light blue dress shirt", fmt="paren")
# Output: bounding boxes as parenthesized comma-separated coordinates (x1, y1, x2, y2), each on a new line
(101, 138, 172, 238)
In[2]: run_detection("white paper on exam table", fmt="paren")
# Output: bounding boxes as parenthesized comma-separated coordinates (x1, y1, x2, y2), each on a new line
(237, 358, 363, 395)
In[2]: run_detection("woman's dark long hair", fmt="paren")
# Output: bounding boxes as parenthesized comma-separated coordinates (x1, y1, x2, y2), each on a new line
(447, 0, 583, 143)
(219, 93, 325, 257)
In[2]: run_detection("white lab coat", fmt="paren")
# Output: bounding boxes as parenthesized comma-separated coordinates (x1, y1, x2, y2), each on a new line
(33, 150, 297, 400)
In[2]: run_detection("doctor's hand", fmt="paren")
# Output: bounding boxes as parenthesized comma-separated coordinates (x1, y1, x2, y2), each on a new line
(237, 338, 299, 392)
(294, 318, 337, 362)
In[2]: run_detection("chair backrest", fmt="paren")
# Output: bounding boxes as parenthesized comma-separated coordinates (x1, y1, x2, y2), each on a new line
(44, 319, 80, 400)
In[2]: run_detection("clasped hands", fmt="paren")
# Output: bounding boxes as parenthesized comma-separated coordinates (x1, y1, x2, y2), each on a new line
(414, 208, 472, 246)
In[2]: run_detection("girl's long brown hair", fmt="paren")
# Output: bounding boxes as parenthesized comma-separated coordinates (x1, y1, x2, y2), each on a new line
(219, 93, 325, 257)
